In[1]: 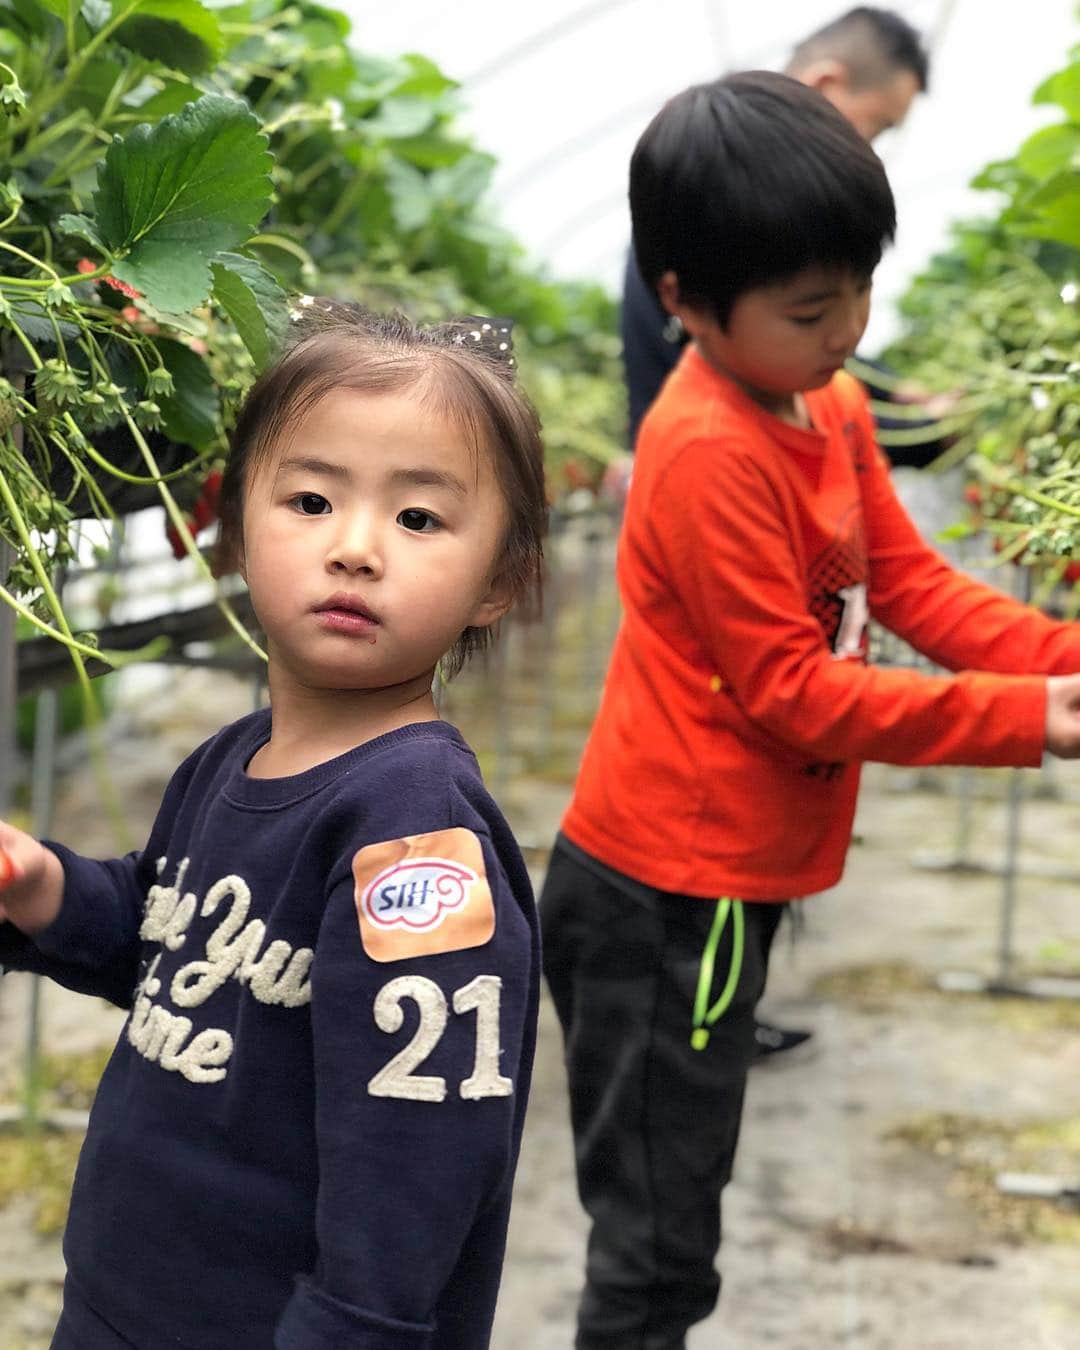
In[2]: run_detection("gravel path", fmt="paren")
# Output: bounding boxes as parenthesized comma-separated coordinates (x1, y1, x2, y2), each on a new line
(3, 671, 1080, 1349)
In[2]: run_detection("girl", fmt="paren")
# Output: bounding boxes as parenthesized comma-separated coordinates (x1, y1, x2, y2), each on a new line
(0, 305, 546, 1350)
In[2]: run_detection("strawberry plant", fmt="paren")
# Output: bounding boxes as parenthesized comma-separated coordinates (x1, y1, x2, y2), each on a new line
(883, 40, 1079, 583)
(0, 0, 625, 691)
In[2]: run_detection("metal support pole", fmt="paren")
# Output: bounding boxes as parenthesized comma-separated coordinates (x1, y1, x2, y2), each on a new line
(23, 687, 58, 1128)
(580, 518, 601, 694)
(490, 625, 511, 801)
(996, 766, 1023, 987)
(534, 517, 562, 767)
(0, 541, 16, 815)
(932, 566, 1080, 999)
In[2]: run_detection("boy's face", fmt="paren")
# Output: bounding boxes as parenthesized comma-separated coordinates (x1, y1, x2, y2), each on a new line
(663, 266, 872, 413)
(239, 387, 510, 695)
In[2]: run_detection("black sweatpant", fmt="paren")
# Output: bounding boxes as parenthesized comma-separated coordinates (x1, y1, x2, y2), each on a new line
(540, 838, 786, 1350)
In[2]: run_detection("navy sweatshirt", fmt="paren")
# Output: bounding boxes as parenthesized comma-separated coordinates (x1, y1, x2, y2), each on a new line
(0, 711, 539, 1349)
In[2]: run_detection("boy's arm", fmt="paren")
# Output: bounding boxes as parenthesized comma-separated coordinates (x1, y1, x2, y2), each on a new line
(663, 442, 1064, 768)
(856, 407, 1080, 675)
(275, 829, 535, 1350)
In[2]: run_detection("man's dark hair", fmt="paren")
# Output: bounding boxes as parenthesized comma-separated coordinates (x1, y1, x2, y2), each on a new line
(629, 71, 896, 327)
(787, 6, 929, 92)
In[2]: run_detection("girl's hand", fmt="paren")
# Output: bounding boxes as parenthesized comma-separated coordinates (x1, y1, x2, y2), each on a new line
(0, 821, 64, 934)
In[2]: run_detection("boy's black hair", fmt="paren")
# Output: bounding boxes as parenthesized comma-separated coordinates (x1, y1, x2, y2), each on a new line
(219, 304, 547, 679)
(788, 7, 929, 92)
(630, 71, 896, 327)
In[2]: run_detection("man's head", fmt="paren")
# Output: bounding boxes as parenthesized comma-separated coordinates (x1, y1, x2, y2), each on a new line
(630, 71, 896, 331)
(786, 6, 928, 141)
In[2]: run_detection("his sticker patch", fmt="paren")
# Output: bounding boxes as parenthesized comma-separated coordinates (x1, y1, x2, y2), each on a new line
(353, 828, 495, 962)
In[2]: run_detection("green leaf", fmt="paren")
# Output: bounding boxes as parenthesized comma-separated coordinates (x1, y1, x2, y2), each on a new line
(3, 0, 52, 36)
(360, 95, 437, 141)
(1033, 61, 1080, 120)
(152, 337, 218, 448)
(431, 152, 494, 210)
(1018, 176, 1080, 250)
(391, 133, 471, 170)
(94, 93, 273, 312)
(297, 2, 351, 40)
(384, 158, 431, 231)
(396, 53, 458, 99)
(937, 522, 976, 542)
(122, 79, 203, 120)
(68, 56, 125, 115)
(80, 0, 110, 28)
(56, 212, 106, 251)
(1016, 123, 1080, 182)
(210, 251, 288, 371)
(111, 0, 224, 76)
(34, 0, 78, 20)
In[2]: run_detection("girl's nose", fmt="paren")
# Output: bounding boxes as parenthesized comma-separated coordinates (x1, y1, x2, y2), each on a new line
(326, 514, 384, 577)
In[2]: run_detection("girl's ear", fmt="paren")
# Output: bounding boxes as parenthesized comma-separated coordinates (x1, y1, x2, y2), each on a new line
(467, 574, 514, 631)
(214, 528, 245, 582)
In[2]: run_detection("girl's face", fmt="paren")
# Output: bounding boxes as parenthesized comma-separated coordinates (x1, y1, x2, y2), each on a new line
(239, 386, 511, 696)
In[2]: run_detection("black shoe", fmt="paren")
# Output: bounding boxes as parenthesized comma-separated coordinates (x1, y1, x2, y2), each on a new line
(753, 1019, 812, 1061)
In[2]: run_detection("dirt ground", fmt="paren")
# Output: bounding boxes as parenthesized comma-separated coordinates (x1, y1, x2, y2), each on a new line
(2, 669, 1080, 1349)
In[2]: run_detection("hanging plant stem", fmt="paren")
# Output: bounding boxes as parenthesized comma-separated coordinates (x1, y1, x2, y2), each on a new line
(121, 409, 267, 663)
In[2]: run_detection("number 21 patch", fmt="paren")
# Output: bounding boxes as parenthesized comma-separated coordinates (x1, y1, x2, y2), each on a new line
(352, 828, 495, 963)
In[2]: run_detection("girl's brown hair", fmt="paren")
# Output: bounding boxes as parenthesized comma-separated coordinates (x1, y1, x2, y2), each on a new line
(218, 303, 546, 677)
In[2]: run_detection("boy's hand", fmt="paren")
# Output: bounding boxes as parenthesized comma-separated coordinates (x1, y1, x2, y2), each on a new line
(0, 822, 64, 933)
(1045, 676, 1080, 758)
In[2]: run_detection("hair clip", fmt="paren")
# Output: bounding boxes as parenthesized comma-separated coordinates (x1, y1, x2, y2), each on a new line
(442, 316, 517, 373)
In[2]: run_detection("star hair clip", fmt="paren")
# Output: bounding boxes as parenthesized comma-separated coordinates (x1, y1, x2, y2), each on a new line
(442, 316, 517, 373)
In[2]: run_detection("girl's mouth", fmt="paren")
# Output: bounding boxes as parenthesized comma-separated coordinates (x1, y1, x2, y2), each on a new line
(314, 593, 380, 634)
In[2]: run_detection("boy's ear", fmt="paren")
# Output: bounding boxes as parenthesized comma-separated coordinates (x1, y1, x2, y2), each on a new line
(657, 274, 712, 341)
(656, 271, 682, 317)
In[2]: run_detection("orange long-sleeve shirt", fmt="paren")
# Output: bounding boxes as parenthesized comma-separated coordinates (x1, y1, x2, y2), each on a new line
(562, 349, 1080, 900)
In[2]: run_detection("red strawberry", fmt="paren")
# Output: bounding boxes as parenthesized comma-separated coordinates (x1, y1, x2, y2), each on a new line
(166, 520, 191, 560)
(102, 274, 142, 299)
(0, 845, 19, 890)
(201, 469, 223, 514)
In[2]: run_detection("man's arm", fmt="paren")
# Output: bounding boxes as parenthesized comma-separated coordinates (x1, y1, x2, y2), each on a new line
(621, 252, 685, 447)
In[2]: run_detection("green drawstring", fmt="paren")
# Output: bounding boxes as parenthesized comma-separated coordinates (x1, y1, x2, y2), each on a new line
(691, 897, 745, 1051)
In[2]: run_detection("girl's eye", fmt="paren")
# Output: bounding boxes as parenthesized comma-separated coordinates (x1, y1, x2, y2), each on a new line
(791, 313, 825, 327)
(292, 493, 331, 515)
(398, 508, 439, 533)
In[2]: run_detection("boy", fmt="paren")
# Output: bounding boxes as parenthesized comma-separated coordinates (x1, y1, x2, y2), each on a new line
(541, 72, 1080, 1348)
